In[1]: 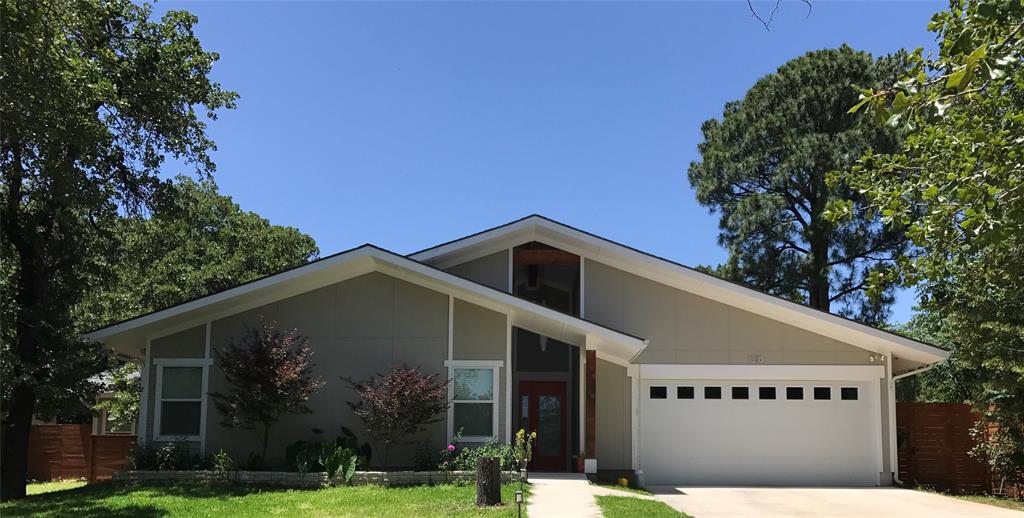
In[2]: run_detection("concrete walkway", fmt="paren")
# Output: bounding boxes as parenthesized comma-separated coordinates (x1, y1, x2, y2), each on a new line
(526, 473, 657, 517)
(649, 486, 1024, 518)
(527, 473, 603, 518)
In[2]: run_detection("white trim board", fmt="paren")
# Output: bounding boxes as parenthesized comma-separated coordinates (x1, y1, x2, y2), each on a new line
(409, 216, 947, 367)
(88, 245, 646, 366)
(638, 364, 885, 381)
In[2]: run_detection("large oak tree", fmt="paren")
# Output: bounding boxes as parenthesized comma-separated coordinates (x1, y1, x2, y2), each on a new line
(1, 0, 236, 499)
(688, 46, 908, 324)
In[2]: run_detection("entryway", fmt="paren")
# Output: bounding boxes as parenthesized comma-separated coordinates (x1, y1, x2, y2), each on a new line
(512, 327, 581, 472)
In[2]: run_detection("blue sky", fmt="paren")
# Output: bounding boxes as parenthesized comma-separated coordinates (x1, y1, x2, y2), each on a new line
(157, 0, 942, 324)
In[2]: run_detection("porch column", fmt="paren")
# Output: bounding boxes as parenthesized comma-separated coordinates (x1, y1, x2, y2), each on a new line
(585, 349, 596, 458)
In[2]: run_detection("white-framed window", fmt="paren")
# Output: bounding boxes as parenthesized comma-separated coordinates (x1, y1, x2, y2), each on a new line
(153, 358, 210, 442)
(445, 360, 502, 443)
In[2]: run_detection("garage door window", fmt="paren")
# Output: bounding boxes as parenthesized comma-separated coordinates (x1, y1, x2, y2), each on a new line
(731, 387, 749, 400)
(814, 387, 831, 400)
(650, 386, 667, 399)
(677, 386, 694, 399)
(841, 387, 859, 400)
(759, 386, 776, 400)
(704, 386, 722, 400)
(786, 387, 804, 400)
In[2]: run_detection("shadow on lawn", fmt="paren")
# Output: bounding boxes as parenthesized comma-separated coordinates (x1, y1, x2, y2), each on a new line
(2, 482, 292, 518)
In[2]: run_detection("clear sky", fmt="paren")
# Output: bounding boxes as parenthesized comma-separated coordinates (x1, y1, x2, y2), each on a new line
(156, 0, 943, 324)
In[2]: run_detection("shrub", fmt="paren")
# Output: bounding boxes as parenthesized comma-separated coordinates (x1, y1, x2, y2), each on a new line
(212, 449, 236, 473)
(209, 319, 325, 461)
(286, 427, 371, 474)
(130, 441, 208, 471)
(343, 365, 448, 468)
(448, 441, 516, 472)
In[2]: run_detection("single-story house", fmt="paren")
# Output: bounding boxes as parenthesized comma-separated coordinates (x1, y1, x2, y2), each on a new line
(87, 215, 947, 486)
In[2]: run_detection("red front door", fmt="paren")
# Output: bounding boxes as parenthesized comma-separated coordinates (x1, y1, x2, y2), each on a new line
(518, 381, 567, 471)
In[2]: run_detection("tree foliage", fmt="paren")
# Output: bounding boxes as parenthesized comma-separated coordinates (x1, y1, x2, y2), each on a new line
(836, 0, 1024, 490)
(688, 46, 909, 323)
(209, 319, 324, 462)
(1, 0, 235, 499)
(94, 361, 142, 431)
(343, 366, 449, 469)
(77, 177, 319, 331)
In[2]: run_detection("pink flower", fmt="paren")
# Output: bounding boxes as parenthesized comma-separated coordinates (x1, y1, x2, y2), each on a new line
(447, 444, 456, 452)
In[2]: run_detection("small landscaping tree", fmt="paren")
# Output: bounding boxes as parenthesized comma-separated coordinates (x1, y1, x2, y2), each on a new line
(343, 365, 449, 468)
(209, 319, 324, 462)
(94, 361, 142, 432)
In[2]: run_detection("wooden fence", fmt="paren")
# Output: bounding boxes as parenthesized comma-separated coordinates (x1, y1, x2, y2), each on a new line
(896, 402, 1001, 495)
(27, 424, 135, 482)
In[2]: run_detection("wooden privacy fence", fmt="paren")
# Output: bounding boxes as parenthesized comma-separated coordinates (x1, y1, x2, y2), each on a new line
(28, 424, 135, 482)
(896, 402, 992, 494)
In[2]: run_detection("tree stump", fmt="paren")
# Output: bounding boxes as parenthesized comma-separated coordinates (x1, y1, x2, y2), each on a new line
(475, 456, 501, 506)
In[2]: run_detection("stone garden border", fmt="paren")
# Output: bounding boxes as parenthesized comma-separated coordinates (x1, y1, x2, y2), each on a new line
(112, 469, 521, 488)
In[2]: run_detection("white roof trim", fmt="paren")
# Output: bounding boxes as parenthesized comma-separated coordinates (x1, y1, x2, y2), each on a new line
(86, 245, 647, 364)
(409, 215, 949, 366)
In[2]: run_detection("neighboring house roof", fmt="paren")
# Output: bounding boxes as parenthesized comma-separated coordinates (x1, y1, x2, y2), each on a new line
(86, 244, 647, 366)
(409, 215, 949, 369)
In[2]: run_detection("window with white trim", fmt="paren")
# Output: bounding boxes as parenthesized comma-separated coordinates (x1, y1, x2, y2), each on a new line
(447, 361, 501, 442)
(154, 359, 208, 441)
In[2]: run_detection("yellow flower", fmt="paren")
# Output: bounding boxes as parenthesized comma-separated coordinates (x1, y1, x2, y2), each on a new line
(530, 431, 537, 439)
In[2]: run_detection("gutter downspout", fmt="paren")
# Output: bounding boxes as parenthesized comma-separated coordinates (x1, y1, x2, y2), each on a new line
(885, 355, 903, 486)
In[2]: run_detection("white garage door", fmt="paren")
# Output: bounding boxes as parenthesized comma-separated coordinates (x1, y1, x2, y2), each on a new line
(640, 379, 881, 486)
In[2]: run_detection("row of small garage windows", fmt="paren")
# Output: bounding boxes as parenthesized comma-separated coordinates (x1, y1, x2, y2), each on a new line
(648, 385, 859, 401)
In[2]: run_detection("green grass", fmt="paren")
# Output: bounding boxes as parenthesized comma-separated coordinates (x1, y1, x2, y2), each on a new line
(917, 488, 1024, 512)
(946, 494, 1024, 512)
(589, 481, 653, 496)
(595, 495, 690, 518)
(26, 480, 88, 495)
(2, 481, 530, 518)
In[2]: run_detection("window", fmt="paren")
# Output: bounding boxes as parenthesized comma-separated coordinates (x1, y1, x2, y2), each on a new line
(731, 387, 749, 400)
(759, 386, 776, 400)
(153, 359, 209, 441)
(841, 387, 859, 400)
(704, 386, 722, 400)
(446, 360, 501, 442)
(649, 386, 667, 399)
(676, 386, 694, 399)
(813, 387, 831, 400)
(786, 387, 804, 400)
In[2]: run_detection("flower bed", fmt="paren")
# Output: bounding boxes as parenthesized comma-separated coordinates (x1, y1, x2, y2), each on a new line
(112, 469, 521, 488)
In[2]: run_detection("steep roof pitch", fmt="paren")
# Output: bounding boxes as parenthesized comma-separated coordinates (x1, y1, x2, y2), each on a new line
(409, 215, 949, 369)
(86, 244, 647, 366)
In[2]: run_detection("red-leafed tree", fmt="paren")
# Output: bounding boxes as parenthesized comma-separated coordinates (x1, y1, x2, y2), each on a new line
(344, 366, 449, 468)
(209, 319, 324, 461)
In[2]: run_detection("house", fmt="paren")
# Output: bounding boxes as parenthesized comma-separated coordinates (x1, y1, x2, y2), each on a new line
(86, 215, 947, 486)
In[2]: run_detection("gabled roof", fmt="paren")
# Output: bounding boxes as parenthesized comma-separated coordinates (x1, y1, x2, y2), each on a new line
(409, 215, 949, 369)
(86, 244, 647, 366)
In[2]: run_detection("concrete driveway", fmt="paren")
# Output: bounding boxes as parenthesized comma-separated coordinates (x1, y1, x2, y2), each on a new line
(649, 486, 1023, 518)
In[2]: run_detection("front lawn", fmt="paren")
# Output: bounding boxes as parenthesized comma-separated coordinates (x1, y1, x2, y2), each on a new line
(26, 480, 87, 495)
(2, 481, 529, 518)
(595, 495, 690, 518)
